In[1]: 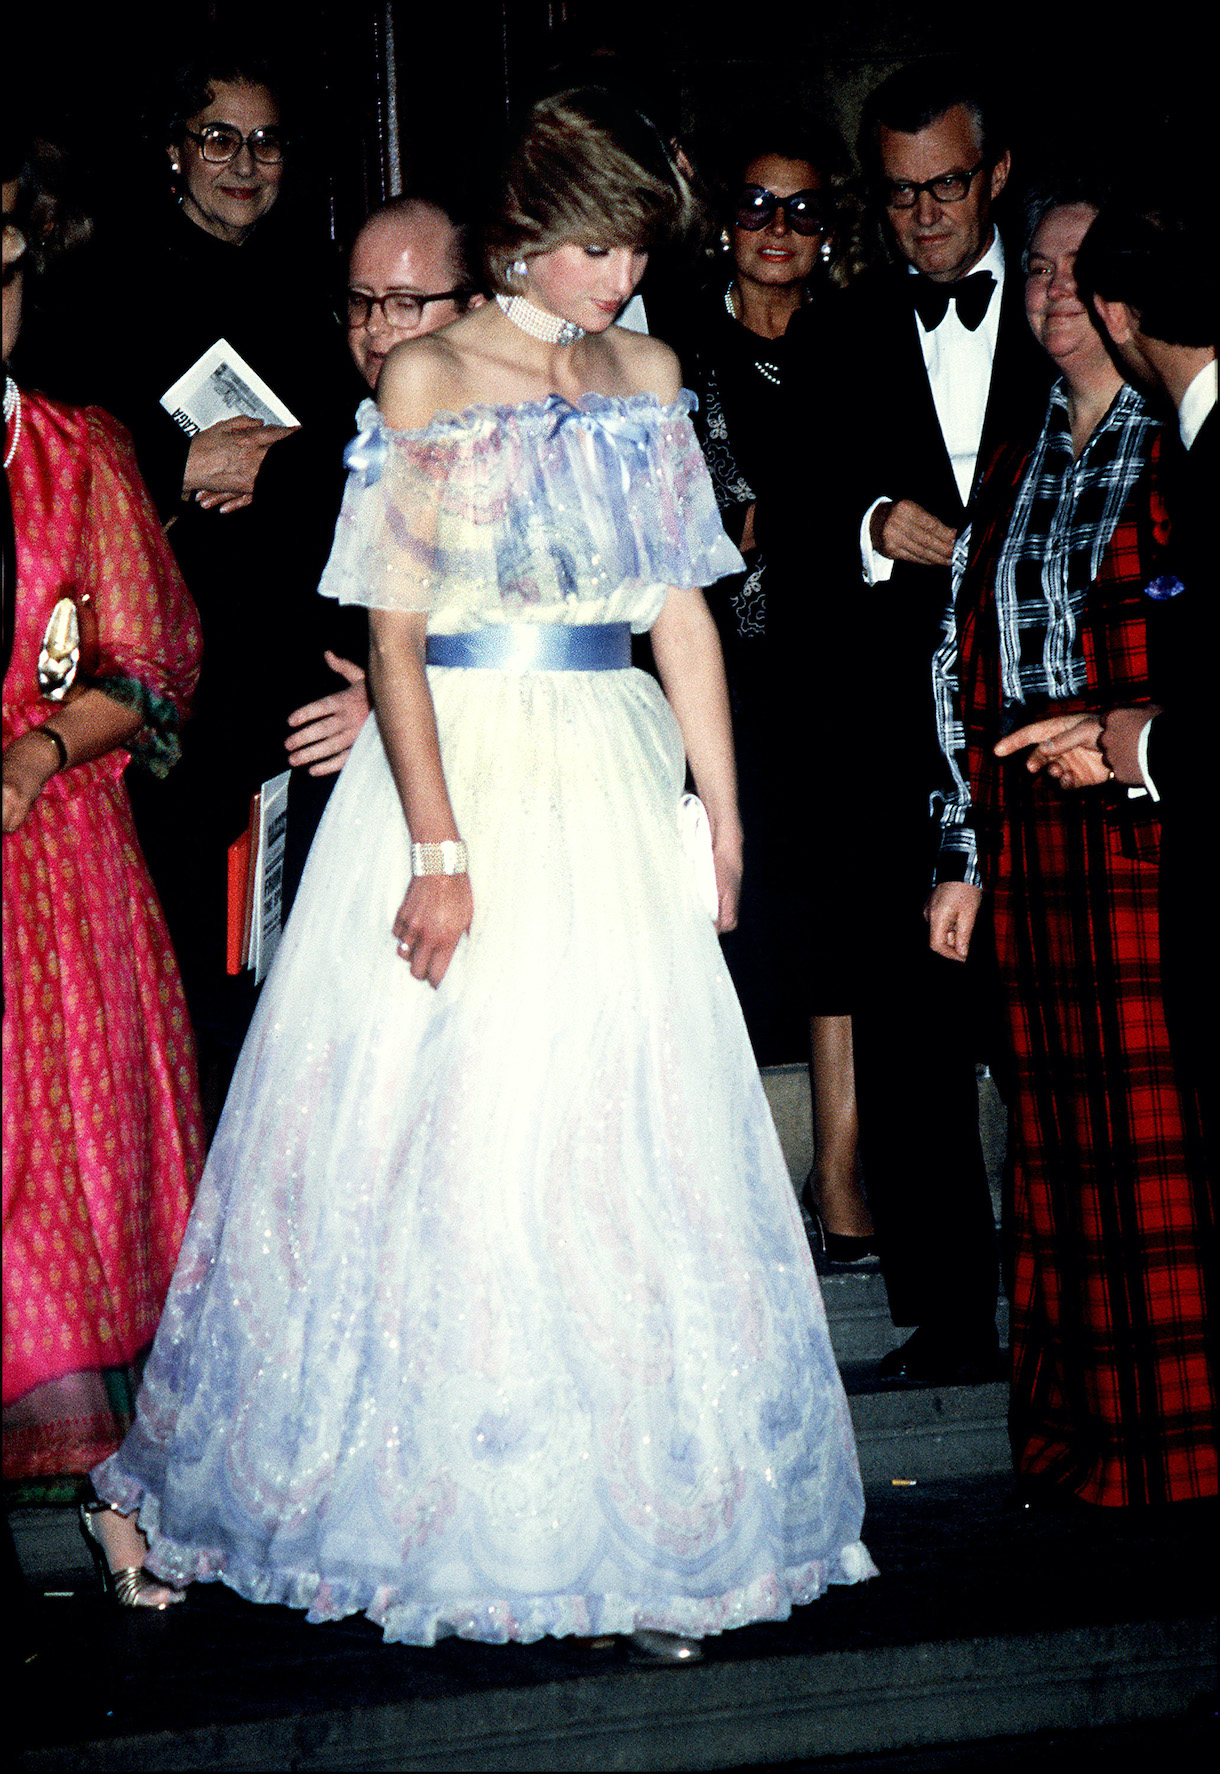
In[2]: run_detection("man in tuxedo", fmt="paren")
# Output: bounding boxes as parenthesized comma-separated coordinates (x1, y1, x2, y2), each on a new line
(809, 59, 1051, 1383)
(1074, 202, 1216, 1164)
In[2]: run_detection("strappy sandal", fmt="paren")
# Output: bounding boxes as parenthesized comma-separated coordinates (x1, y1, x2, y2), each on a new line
(78, 1486, 185, 1610)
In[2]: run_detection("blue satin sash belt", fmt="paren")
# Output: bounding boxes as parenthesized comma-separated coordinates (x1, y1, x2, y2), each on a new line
(425, 623, 631, 672)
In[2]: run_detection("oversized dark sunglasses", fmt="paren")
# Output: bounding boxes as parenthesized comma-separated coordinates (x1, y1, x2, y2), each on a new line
(734, 185, 829, 236)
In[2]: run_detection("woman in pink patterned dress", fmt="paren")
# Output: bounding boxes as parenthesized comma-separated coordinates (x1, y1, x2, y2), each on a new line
(2, 154, 204, 1549)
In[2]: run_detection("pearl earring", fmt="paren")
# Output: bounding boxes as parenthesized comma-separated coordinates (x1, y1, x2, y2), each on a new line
(719, 228, 731, 252)
(820, 240, 832, 263)
(510, 258, 528, 281)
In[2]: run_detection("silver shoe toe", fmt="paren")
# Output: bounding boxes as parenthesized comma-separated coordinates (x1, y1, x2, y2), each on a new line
(627, 1628, 703, 1664)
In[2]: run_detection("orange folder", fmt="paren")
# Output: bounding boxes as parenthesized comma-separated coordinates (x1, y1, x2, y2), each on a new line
(225, 792, 260, 975)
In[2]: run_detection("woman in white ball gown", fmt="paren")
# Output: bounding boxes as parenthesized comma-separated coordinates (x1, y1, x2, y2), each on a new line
(90, 88, 874, 1653)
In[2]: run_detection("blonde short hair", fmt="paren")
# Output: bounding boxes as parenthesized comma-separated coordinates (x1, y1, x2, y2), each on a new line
(484, 87, 698, 294)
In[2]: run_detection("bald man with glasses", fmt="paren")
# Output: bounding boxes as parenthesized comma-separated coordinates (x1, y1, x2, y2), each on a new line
(341, 196, 483, 392)
(283, 197, 485, 783)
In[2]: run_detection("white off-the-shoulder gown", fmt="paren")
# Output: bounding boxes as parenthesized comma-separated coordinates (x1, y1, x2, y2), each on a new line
(94, 391, 875, 1644)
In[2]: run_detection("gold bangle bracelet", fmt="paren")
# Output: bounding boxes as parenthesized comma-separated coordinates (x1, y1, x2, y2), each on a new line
(31, 724, 69, 772)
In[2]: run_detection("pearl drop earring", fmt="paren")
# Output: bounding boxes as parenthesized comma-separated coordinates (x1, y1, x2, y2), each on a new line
(511, 258, 528, 281)
(820, 240, 833, 263)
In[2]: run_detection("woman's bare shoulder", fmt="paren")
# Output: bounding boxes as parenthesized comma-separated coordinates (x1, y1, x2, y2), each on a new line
(606, 327, 683, 406)
(376, 314, 488, 433)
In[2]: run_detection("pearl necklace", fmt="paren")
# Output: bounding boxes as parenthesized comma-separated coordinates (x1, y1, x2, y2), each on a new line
(3, 378, 21, 470)
(496, 293, 585, 347)
(724, 284, 782, 387)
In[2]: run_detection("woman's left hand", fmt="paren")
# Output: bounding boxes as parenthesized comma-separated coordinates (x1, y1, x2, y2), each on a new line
(994, 712, 1111, 791)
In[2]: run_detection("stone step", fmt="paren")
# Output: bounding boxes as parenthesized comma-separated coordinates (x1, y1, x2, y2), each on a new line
(13, 1476, 1214, 1772)
(20, 1620, 1208, 1773)
(817, 1268, 1010, 1365)
(843, 1369, 1012, 1483)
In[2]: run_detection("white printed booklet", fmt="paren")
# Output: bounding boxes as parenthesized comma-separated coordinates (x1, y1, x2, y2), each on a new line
(160, 338, 299, 436)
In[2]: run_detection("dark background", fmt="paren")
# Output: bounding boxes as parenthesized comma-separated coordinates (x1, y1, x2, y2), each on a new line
(14, 0, 1209, 259)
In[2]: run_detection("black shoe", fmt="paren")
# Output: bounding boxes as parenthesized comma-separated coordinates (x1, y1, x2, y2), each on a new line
(802, 1187, 878, 1270)
(876, 1325, 1003, 1387)
(1004, 1476, 1093, 1517)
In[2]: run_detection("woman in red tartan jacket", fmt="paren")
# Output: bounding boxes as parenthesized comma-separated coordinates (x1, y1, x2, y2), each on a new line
(926, 194, 1214, 1509)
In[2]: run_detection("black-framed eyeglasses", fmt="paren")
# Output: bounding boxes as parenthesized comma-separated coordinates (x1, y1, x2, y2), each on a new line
(734, 185, 829, 236)
(183, 124, 285, 166)
(879, 162, 985, 209)
(343, 288, 473, 329)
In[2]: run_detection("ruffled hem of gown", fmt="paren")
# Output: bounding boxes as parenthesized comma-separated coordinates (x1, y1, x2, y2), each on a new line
(92, 1459, 876, 1645)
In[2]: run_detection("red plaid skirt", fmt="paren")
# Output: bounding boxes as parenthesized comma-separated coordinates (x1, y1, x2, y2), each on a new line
(994, 767, 1214, 1505)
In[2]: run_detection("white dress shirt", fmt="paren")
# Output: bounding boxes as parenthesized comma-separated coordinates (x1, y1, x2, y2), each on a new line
(1137, 356, 1217, 797)
(1177, 358, 1217, 448)
(861, 233, 1007, 584)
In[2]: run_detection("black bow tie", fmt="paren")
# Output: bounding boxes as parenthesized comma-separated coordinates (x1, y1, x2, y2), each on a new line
(911, 271, 996, 332)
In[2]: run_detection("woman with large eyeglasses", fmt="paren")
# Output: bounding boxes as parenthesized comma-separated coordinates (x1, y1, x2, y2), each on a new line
(688, 126, 875, 1270)
(111, 52, 307, 518)
(55, 41, 367, 1121)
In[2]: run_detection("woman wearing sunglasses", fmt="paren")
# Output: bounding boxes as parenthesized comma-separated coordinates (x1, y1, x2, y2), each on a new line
(689, 128, 875, 1270)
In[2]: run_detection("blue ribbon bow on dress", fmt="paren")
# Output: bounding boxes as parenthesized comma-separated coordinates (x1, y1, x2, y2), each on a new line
(344, 401, 389, 487)
(543, 395, 652, 497)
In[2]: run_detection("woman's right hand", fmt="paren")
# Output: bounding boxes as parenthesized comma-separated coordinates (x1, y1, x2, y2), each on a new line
(182, 415, 297, 512)
(392, 873, 473, 989)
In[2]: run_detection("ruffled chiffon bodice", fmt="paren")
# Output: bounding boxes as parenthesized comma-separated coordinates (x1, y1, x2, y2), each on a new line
(318, 391, 745, 632)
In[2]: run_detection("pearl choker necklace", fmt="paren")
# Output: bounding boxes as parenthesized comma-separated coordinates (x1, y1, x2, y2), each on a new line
(496, 293, 585, 347)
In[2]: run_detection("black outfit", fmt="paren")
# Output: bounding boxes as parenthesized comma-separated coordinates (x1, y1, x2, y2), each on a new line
(51, 202, 367, 1070)
(1146, 403, 1218, 1168)
(689, 282, 832, 1063)
(768, 257, 1052, 1343)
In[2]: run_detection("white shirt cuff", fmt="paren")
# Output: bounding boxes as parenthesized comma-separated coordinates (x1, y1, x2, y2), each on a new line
(860, 497, 895, 584)
(1137, 711, 1160, 802)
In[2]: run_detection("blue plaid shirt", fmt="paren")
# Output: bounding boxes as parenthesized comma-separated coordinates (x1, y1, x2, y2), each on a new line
(933, 381, 1158, 886)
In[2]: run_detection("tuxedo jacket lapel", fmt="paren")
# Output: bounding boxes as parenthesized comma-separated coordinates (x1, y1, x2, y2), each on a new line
(973, 273, 1050, 499)
(893, 292, 965, 524)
